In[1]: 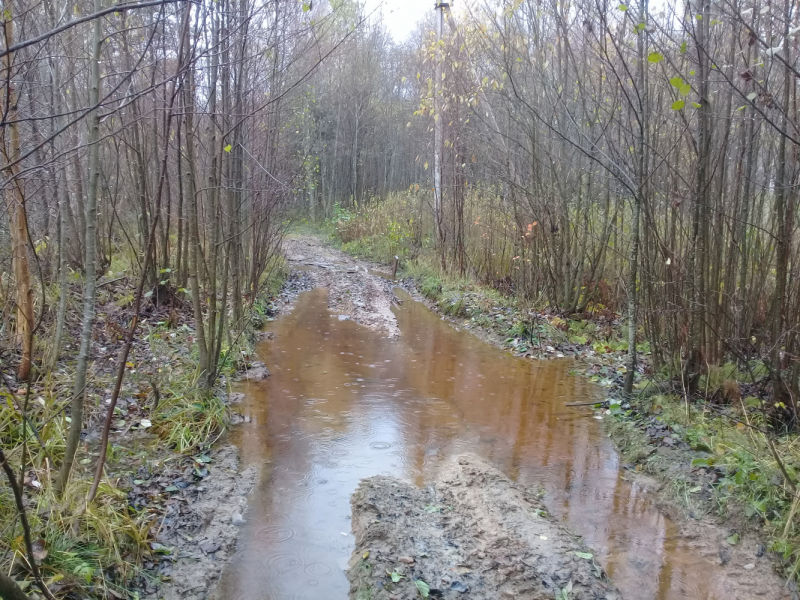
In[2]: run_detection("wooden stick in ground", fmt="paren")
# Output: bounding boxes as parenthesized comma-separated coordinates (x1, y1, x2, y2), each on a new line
(0, 449, 55, 600)
(87, 3, 191, 504)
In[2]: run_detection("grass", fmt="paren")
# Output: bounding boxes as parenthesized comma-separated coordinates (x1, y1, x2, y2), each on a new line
(154, 390, 229, 454)
(0, 263, 288, 598)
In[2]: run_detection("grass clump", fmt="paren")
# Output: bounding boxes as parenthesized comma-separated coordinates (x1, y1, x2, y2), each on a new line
(616, 388, 800, 580)
(154, 390, 229, 454)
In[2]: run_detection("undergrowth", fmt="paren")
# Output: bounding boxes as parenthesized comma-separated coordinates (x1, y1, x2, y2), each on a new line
(0, 264, 286, 598)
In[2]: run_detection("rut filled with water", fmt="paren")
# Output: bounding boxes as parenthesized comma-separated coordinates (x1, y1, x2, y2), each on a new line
(215, 286, 736, 600)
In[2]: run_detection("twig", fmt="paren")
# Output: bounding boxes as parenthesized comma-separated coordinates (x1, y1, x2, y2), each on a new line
(97, 275, 128, 288)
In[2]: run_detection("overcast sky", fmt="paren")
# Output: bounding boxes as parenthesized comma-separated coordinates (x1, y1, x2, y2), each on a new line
(365, 0, 434, 41)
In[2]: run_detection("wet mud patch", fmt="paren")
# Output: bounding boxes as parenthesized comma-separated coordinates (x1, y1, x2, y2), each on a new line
(284, 235, 400, 336)
(348, 455, 620, 600)
(140, 445, 256, 600)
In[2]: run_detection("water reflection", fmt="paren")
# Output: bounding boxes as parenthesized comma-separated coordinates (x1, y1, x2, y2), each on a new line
(216, 287, 726, 600)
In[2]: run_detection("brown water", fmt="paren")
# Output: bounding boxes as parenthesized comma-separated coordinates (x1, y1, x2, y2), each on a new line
(217, 287, 728, 600)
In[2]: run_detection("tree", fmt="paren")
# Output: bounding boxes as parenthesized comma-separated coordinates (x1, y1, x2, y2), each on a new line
(1, 5, 34, 382)
(57, 0, 104, 492)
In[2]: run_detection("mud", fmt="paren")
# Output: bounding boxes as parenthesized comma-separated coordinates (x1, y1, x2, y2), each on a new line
(284, 235, 400, 336)
(141, 445, 256, 600)
(348, 455, 620, 600)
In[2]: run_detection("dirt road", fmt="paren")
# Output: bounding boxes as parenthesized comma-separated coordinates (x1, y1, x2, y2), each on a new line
(282, 235, 400, 336)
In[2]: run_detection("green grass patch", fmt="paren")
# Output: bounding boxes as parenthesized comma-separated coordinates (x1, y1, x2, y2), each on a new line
(615, 390, 800, 580)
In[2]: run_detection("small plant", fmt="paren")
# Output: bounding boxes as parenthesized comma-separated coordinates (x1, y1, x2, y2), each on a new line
(419, 276, 442, 300)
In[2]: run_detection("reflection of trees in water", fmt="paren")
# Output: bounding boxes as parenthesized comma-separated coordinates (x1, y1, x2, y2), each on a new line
(221, 288, 712, 600)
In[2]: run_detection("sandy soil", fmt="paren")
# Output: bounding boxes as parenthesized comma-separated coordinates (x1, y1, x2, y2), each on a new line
(283, 235, 400, 336)
(348, 455, 621, 600)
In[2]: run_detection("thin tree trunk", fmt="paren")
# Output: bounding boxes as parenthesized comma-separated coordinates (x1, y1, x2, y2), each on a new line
(770, 0, 794, 414)
(57, 0, 103, 492)
(625, 0, 647, 394)
(1, 9, 34, 382)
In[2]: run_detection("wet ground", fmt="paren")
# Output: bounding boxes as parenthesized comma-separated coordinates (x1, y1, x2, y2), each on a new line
(348, 455, 622, 599)
(212, 268, 769, 600)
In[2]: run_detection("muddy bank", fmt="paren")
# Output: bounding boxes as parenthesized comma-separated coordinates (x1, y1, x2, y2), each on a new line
(348, 455, 620, 600)
(141, 445, 256, 600)
(284, 235, 400, 336)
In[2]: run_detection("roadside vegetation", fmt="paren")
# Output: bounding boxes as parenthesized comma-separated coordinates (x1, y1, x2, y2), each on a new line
(0, 257, 286, 599)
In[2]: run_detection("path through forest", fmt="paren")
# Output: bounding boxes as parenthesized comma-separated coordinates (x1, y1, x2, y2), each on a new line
(209, 236, 788, 600)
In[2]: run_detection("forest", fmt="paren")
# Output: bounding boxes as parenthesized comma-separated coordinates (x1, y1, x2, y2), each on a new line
(2, 0, 800, 596)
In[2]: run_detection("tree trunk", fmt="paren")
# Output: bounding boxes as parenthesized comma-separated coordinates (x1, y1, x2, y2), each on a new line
(770, 0, 794, 415)
(625, 0, 647, 394)
(1, 9, 34, 382)
(57, 0, 103, 492)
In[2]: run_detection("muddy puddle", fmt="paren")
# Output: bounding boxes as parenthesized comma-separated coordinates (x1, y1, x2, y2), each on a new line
(216, 287, 733, 600)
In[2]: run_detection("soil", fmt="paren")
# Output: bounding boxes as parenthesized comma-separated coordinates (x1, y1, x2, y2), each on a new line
(140, 445, 257, 600)
(348, 454, 621, 600)
(283, 235, 400, 336)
